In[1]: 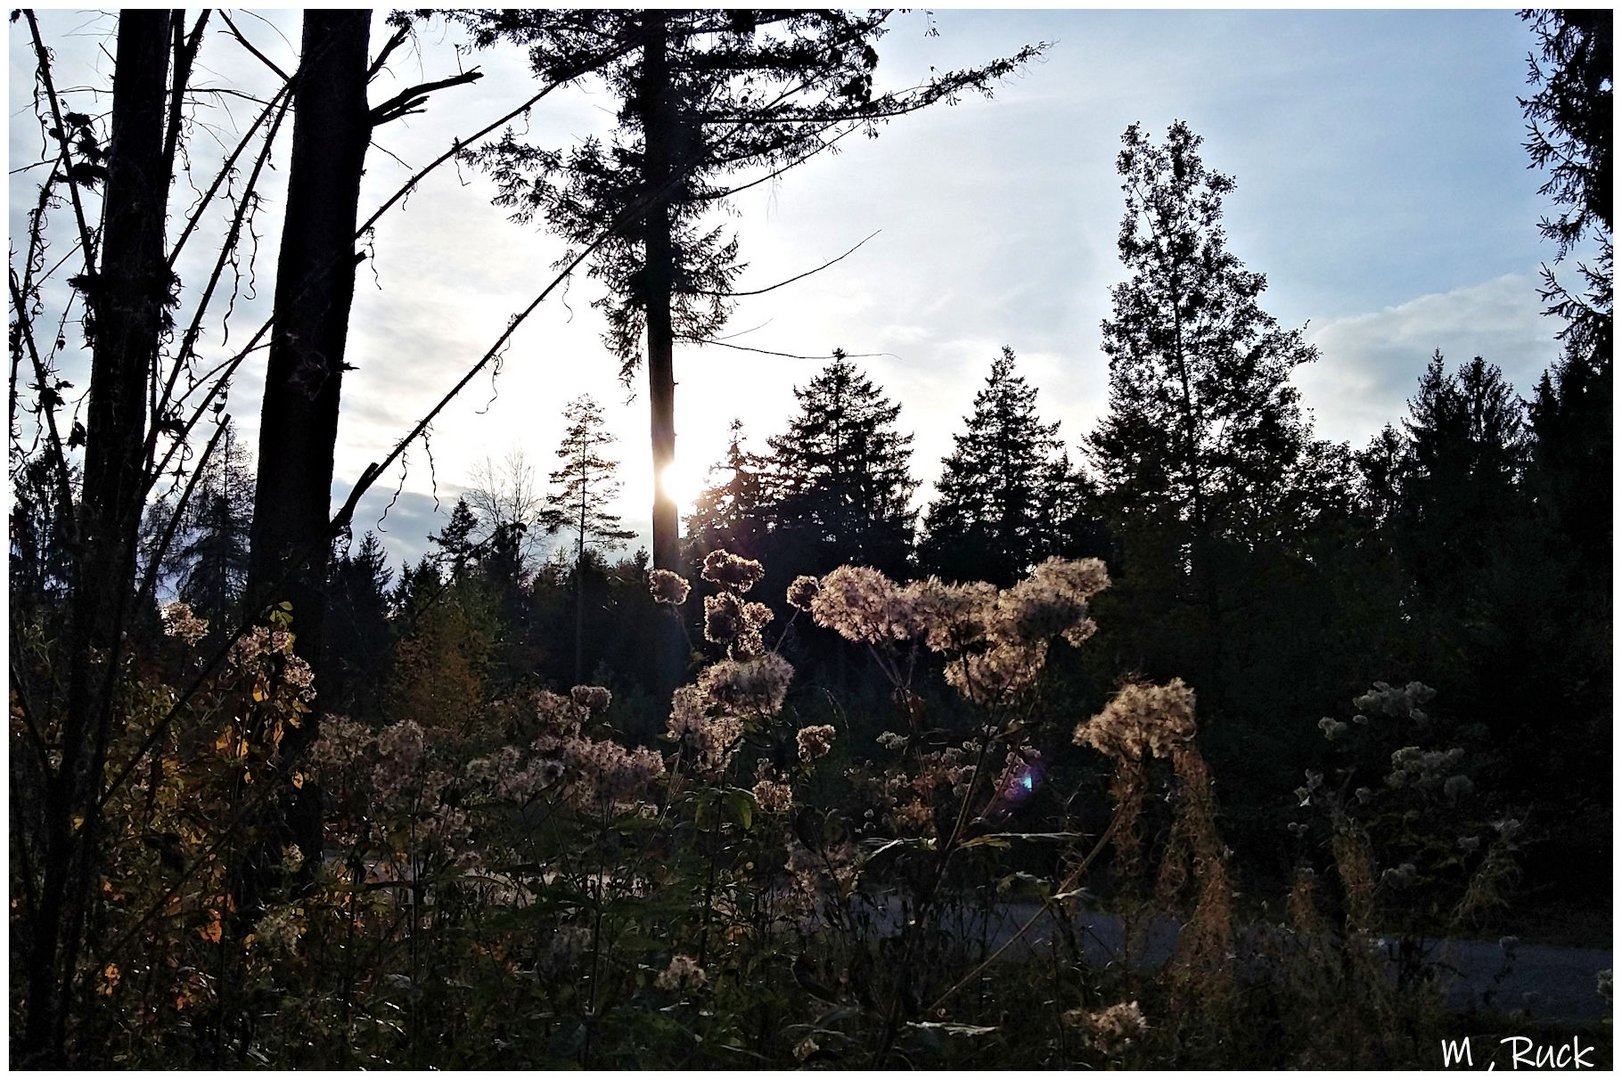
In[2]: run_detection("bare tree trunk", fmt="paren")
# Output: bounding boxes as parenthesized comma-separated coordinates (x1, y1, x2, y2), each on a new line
(23, 11, 174, 1064)
(639, 10, 681, 576)
(242, 8, 371, 902)
(637, 11, 687, 694)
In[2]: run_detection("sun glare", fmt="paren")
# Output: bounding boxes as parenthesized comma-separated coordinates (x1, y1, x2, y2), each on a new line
(658, 459, 706, 518)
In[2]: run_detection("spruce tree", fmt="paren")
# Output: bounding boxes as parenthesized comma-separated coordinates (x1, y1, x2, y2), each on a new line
(919, 347, 1064, 586)
(766, 354, 917, 578)
(540, 395, 637, 682)
(685, 419, 769, 563)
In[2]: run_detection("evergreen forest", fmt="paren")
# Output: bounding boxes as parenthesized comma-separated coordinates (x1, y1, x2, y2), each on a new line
(8, 8, 1612, 1069)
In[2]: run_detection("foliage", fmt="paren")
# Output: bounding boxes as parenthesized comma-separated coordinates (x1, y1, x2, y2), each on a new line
(919, 346, 1066, 587)
(764, 354, 918, 579)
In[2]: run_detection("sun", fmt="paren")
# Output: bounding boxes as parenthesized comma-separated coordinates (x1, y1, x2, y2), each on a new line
(657, 458, 707, 519)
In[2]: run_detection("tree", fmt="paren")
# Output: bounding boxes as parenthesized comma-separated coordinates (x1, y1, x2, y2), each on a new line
(21, 14, 177, 1061)
(1087, 120, 1320, 688)
(540, 395, 637, 682)
(918, 347, 1063, 586)
(461, 10, 1043, 573)
(172, 418, 254, 636)
(323, 532, 395, 722)
(684, 418, 770, 563)
(1519, 8, 1612, 351)
(766, 354, 917, 578)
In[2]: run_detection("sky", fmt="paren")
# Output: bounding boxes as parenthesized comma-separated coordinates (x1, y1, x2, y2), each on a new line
(9, 7, 1577, 574)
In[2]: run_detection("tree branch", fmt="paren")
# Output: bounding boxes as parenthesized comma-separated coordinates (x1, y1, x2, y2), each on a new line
(369, 70, 485, 127)
(698, 229, 878, 297)
(220, 11, 289, 82)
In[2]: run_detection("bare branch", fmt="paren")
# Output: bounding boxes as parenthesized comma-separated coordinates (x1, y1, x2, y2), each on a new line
(369, 70, 485, 127)
(699, 229, 878, 298)
(367, 23, 411, 82)
(220, 11, 289, 81)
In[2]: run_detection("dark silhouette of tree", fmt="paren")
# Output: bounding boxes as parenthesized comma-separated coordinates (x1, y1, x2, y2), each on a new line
(540, 395, 637, 682)
(919, 347, 1063, 586)
(1387, 353, 1527, 604)
(459, 10, 1043, 574)
(173, 419, 254, 637)
(322, 532, 395, 723)
(684, 418, 769, 563)
(431, 498, 484, 584)
(1519, 8, 1612, 351)
(1087, 120, 1319, 691)
(766, 354, 916, 578)
(246, 10, 481, 699)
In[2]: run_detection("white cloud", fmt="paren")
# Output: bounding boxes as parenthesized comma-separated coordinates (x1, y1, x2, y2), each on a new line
(1299, 274, 1558, 447)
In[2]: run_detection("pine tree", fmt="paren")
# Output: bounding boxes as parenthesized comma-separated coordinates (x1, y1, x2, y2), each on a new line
(684, 418, 769, 563)
(323, 532, 394, 722)
(766, 354, 916, 578)
(919, 347, 1062, 586)
(540, 395, 637, 682)
(173, 420, 254, 635)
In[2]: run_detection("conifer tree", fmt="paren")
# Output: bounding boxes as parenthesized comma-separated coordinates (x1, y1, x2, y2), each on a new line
(685, 419, 769, 562)
(766, 354, 916, 577)
(324, 532, 394, 722)
(919, 347, 1062, 586)
(540, 395, 637, 681)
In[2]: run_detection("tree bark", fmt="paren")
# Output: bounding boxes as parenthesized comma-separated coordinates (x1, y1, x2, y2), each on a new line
(637, 11, 688, 694)
(638, 11, 681, 576)
(24, 11, 175, 1064)
(246, 8, 371, 719)
(242, 9, 371, 902)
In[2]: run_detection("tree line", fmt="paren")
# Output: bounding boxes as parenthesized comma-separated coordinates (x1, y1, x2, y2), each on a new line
(7, 8, 1608, 1065)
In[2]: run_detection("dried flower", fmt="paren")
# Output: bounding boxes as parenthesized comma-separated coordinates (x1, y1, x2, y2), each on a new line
(701, 549, 765, 593)
(571, 685, 612, 714)
(655, 953, 707, 992)
(793, 1036, 820, 1062)
(704, 591, 745, 644)
(1074, 679, 1196, 760)
(796, 724, 837, 763)
(696, 653, 793, 715)
(648, 569, 690, 605)
(786, 575, 821, 611)
(810, 565, 920, 644)
(1062, 1000, 1148, 1055)
(159, 601, 210, 646)
(752, 777, 793, 814)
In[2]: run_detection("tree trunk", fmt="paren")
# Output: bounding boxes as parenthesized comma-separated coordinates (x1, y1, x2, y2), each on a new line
(242, 8, 371, 898)
(637, 11, 687, 694)
(24, 11, 175, 1064)
(639, 11, 681, 575)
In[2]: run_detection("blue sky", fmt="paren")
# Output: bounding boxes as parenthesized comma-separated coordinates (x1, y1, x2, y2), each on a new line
(9, 8, 1574, 573)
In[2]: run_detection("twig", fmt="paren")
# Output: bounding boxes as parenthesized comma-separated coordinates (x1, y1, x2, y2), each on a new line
(699, 230, 879, 298)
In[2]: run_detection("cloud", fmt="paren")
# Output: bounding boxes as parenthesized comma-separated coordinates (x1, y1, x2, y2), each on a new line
(1298, 274, 1558, 446)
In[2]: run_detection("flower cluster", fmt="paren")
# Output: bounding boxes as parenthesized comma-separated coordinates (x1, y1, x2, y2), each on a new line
(533, 733, 666, 807)
(1074, 679, 1197, 761)
(795, 724, 837, 763)
(751, 777, 794, 815)
(648, 568, 691, 605)
(701, 549, 765, 593)
(1352, 680, 1437, 724)
(703, 592, 774, 655)
(668, 687, 746, 778)
(159, 600, 210, 646)
(810, 558, 1110, 706)
(1062, 1000, 1148, 1055)
(786, 574, 820, 611)
(696, 653, 793, 715)
(655, 953, 708, 991)
(570, 685, 612, 714)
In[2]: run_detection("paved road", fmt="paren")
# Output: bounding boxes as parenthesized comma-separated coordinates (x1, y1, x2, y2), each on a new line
(864, 899, 1612, 1023)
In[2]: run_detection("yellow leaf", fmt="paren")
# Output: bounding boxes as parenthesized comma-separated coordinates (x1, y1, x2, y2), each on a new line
(291, 772, 304, 789)
(199, 911, 222, 943)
